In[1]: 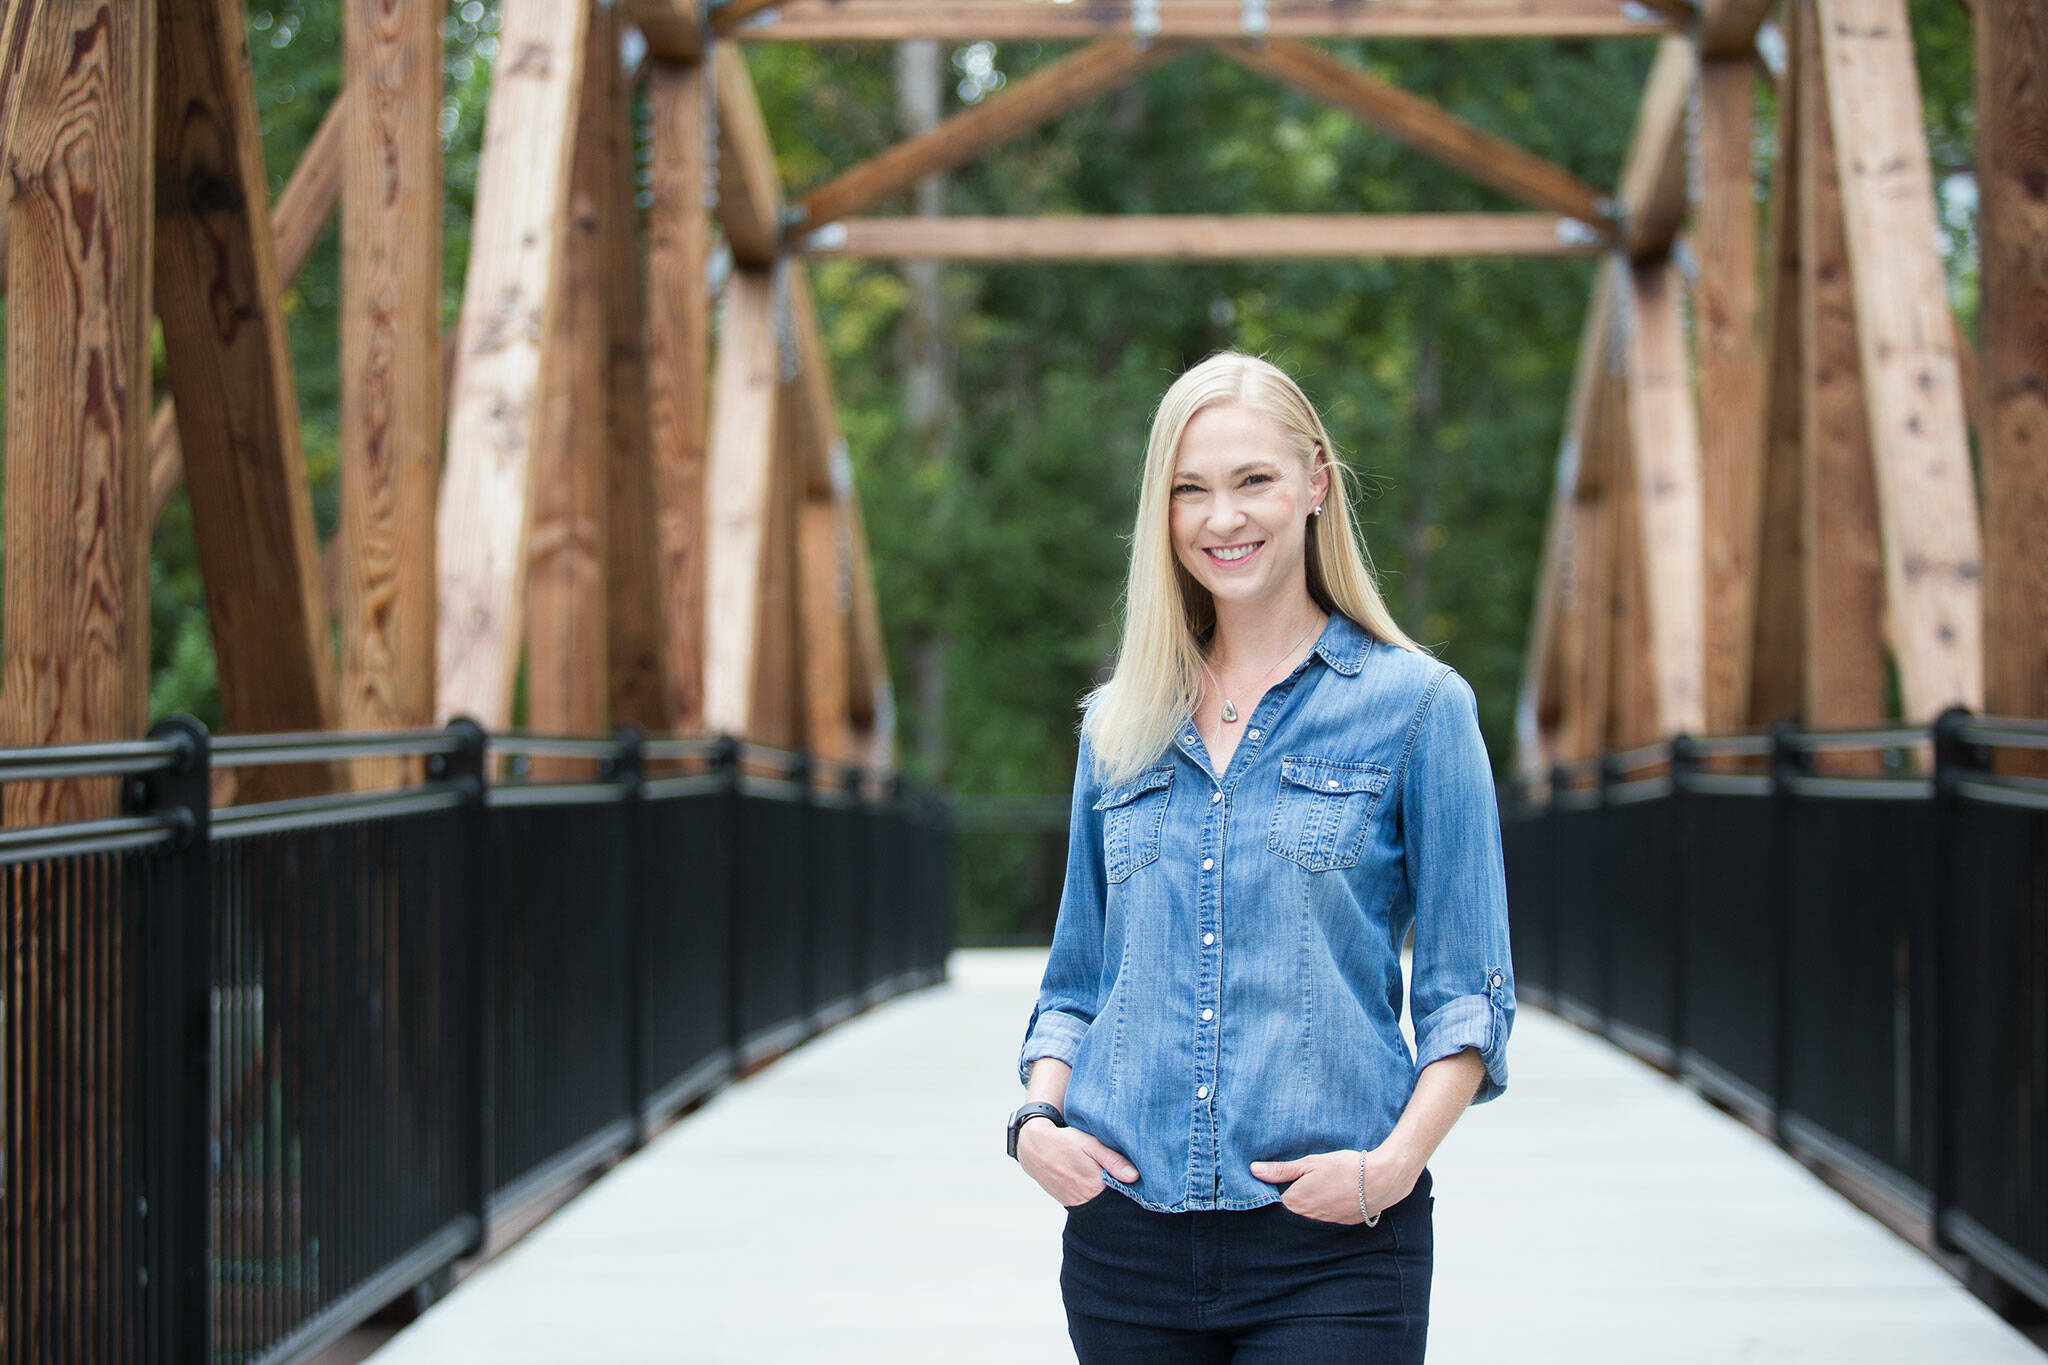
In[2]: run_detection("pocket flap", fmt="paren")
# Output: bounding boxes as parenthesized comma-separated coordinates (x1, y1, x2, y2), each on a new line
(1092, 764, 1175, 811)
(1279, 756, 1389, 795)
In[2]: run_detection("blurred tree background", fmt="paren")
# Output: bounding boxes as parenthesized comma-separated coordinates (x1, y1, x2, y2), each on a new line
(0, 0, 1979, 935)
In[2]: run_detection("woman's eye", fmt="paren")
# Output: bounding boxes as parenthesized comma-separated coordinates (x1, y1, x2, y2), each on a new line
(1244, 473, 1271, 486)
(1173, 484, 1201, 496)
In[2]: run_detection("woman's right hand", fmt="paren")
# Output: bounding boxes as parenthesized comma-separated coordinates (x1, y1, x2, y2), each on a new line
(1017, 1119, 1139, 1207)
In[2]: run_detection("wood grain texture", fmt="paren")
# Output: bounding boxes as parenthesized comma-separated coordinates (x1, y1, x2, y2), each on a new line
(148, 88, 347, 524)
(526, 2, 615, 751)
(751, 364, 804, 747)
(797, 499, 853, 764)
(1797, 0, 1886, 739)
(702, 267, 783, 736)
(646, 57, 712, 733)
(2, 0, 154, 823)
(730, 0, 1680, 41)
(793, 39, 1182, 232)
(1622, 256, 1707, 737)
(1977, 0, 2048, 743)
(1617, 37, 1691, 261)
(800, 213, 1606, 259)
(1692, 60, 1764, 734)
(1699, 0, 1777, 55)
(1605, 349, 1656, 751)
(621, 0, 701, 61)
(1748, 41, 1807, 730)
(712, 42, 782, 265)
(338, 0, 440, 781)
(842, 486, 893, 768)
(1217, 39, 1612, 228)
(435, 0, 590, 727)
(1815, 0, 1983, 719)
(153, 0, 338, 797)
(605, 27, 669, 734)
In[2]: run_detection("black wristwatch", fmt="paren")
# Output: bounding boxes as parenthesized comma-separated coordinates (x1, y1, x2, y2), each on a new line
(1007, 1100, 1067, 1159)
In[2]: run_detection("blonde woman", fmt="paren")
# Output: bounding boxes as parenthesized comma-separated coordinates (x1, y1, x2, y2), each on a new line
(1005, 352, 1514, 1362)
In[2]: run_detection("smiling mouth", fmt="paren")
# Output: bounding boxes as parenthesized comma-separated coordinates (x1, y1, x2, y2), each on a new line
(1203, 541, 1265, 566)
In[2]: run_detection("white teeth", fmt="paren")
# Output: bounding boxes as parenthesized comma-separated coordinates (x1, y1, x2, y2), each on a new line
(1209, 543, 1258, 562)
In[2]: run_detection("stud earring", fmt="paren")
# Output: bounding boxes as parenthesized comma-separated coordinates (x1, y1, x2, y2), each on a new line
(1312, 504, 1323, 516)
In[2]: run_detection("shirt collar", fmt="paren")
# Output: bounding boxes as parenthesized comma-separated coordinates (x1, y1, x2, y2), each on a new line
(1308, 610, 1372, 676)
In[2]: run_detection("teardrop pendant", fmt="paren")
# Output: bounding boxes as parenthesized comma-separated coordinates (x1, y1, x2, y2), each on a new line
(1221, 698, 1239, 723)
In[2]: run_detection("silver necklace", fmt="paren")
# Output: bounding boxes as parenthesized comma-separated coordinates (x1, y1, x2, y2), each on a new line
(1204, 615, 1324, 725)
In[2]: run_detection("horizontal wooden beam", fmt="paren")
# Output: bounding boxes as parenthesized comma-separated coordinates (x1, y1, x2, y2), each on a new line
(1617, 36, 1691, 260)
(728, 0, 1679, 41)
(791, 37, 1183, 232)
(1700, 0, 1775, 57)
(1215, 39, 1613, 228)
(622, 0, 702, 61)
(795, 214, 1606, 259)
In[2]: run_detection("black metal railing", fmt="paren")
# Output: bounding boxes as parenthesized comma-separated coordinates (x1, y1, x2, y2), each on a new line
(0, 720, 951, 1364)
(1505, 710, 2048, 1315)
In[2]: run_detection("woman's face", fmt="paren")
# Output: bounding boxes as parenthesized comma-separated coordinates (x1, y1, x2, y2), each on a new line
(1168, 402, 1327, 616)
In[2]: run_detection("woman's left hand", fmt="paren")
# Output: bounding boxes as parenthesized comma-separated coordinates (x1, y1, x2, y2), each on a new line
(1250, 1143, 1419, 1224)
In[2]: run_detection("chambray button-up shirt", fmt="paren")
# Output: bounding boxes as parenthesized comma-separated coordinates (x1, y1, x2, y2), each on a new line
(1018, 611, 1515, 1213)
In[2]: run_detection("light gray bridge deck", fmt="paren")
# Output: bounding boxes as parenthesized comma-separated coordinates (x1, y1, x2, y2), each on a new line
(370, 949, 2043, 1363)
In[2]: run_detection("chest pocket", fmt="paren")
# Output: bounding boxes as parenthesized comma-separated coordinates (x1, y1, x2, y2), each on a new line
(1093, 764, 1175, 883)
(1267, 755, 1392, 872)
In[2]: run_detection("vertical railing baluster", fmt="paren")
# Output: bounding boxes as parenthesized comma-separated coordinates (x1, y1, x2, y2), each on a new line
(612, 726, 649, 1150)
(790, 750, 818, 1040)
(1767, 718, 1804, 1148)
(1669, 733, 1697, 1066)
(1928, 705, 1972, 1256)
(439, 719, 490, 1260)
(716, 735, 746, 1067)
(132, 716, 213, 1364)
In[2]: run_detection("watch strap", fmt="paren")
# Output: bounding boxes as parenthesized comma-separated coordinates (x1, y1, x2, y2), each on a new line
(1006, 1100, 1067, 1160)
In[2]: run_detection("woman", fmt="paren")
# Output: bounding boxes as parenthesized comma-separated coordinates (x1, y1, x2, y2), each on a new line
(1006, 351, 1514, 1362)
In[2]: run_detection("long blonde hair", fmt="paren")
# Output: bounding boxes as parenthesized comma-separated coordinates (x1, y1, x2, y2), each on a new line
(1082, 351, 1430, 788)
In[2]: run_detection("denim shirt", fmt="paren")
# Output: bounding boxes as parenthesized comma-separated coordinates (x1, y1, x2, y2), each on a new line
(1018, 611, 1514, 1213)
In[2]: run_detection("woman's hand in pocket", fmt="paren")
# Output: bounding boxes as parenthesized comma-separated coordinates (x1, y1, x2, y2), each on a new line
(1018, 1120, 1138, 1207)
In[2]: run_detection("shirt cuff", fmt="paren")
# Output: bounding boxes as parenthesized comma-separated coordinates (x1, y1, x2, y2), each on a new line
(1018, 1006, 1090, 1086)
(1413, 992, 1509, 1105)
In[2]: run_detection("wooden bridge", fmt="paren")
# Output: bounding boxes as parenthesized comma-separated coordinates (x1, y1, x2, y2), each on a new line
(0, 0, 2044, 1359)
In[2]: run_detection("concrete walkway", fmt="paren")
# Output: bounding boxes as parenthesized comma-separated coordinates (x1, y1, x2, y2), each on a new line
(371, 949, 2043, 1363)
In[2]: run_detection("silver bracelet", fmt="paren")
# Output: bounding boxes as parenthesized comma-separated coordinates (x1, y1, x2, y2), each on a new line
(1356, 1151, 1379, 1227)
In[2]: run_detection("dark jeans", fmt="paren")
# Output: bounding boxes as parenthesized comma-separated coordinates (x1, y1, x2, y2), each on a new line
(1060, 1166, 1433, 1364)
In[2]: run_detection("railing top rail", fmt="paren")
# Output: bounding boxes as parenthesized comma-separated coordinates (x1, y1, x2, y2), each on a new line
(0, 735, 186, 782)
(1784, 723, 1930, 754)
(212, 728, 464, 768)
(486, 732, 623, 761)
(1956, 715, 2048, 752)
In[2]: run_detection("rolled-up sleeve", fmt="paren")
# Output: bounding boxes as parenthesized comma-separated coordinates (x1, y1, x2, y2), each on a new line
(1399, 667, 1515, 1104)
(1018, 727, 1111, 1085)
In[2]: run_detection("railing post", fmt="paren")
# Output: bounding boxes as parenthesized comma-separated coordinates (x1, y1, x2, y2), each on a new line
(847, 764, 871, 1003)
(714, 734, 746, 1065)
(1594, 750, 1620, 1034)
(1767, 717, 1804, 1148)
(1547, 763, 1569, 1001)
(789, 748, 818, 1039)
(132, 715, 212, 1364)
(610, 725, 649, 1148)
(1668, 733, 1697, 1069)
(1928, 705, 1974, 1255)
(437, 717, 491, 1258)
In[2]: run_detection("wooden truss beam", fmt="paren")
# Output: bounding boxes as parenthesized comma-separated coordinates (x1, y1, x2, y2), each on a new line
(436, 0, 590, 727)
(702, 267, 784, 737)
(1700, 0, 1776, 57)
(791, 38, 1185, 233)
(646, 56, 714, 733)
(3, 0, 152, 821)
(796, 214, 1605, 259)
(713, 42, 782, 265)
(337, 0, 440, 775)
(727, 0, 1680, 42)
(1621, 255, 1708, 737)
(623, 0, 703, 62)
(1215, 39, 1613, 229)
(1617, 36, 1690, 261)
(154, 0, 337, 789)
(1977, 0, 2048, 735)
(1815, 0, 1982, 720)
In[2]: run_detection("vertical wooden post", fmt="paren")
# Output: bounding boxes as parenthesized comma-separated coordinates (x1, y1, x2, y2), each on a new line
(645, 57, 712, 733)
(436, 0, 590, 726)
(702, 266, 783, 737)
(340, 0, 442, 768)
(752, 342, 805, 748)
(1606, 352, 1657, 752)
(1692, 55, 1764, 735)
(1814, 0, 1983, 720)
(1796, 0, 1886, 746)
(1748, 30, 1807, 730)
(1621, 256, 1708, 738)
(1977, 0, 2048, 747)
(526, 2, 616, 748)
(2, 0, 154, 822)
(606, 25, 670, 734)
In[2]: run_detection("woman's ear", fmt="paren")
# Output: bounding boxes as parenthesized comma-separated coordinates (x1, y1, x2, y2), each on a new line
(1310, 444, 1331, 508)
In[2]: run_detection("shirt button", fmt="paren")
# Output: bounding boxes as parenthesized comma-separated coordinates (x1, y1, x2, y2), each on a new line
(1248, 729, 1262, 740)
(1184, 733, 1197, 744)
(1491, 972, 1504, 988)
(1327, 779, 1340, 789)
(1201, 857, 1213, 870)
(1201, 1008, 1214, 1022)
(1196, 1086, 1210, 1100)
(1210, 791, 1221, 804)
(1204, 933, 1215, 946)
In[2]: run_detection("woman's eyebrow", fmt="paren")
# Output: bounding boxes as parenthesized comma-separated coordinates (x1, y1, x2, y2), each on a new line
(1173, 462, 1279, 480)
